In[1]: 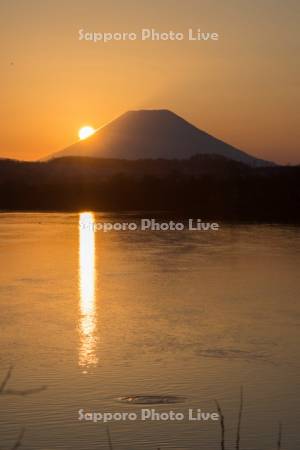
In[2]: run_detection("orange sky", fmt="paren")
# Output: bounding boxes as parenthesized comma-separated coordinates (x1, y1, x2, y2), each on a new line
(1, 0, 299, 164)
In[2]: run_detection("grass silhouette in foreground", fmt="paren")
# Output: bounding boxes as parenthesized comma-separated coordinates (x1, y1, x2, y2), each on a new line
(213, 387, 283, 450)
(104, 387, 283, 450)
(0, 366, 47, 450)
(0, 368, 285, 449)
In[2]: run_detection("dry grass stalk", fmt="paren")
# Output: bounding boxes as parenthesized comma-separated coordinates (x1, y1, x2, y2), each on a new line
(106, 425, 113, 450)
(235, 386, 244, 450)
(277, 422, 282, 450)
(11, 427, 25, 450)
(214, 399, 225, 450)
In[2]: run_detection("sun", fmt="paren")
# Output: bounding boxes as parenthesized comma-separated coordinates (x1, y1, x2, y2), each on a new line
(78, 126, 96, 140)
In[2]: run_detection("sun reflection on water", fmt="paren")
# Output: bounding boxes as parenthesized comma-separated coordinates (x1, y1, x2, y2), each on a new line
(79, 212, 98, 370)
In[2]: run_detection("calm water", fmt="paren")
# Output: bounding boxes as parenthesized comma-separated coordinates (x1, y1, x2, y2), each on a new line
(0, 213, 299, 449)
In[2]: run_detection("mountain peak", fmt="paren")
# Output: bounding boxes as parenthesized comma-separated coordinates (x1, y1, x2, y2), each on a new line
(126, 108, 173, 114)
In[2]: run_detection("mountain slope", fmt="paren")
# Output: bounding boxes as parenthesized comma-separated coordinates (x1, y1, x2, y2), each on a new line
(49, 110, 273, 166)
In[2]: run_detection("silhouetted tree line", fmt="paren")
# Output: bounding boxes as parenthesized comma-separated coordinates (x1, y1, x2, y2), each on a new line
(0, 156, 299, 222)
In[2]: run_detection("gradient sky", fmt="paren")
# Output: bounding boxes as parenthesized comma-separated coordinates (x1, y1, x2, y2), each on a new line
(1, 0, 299, 163)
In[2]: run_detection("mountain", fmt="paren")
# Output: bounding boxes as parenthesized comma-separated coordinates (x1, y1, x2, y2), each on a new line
(48, 110, 273, 166)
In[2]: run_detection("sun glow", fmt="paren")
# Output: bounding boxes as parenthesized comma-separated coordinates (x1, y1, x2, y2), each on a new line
(79, 212, 98, 370)
(78, 126, 95, 140)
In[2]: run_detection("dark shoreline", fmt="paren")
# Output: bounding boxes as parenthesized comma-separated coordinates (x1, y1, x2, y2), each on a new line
(1, 209, 300, 227)
(1, 156, 299, 222)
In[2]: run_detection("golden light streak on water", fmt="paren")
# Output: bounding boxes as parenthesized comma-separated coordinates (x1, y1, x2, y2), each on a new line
(78, 212, 98, 370)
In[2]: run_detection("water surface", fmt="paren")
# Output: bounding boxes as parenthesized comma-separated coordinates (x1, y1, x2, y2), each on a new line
(0, 213, 299, 449)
